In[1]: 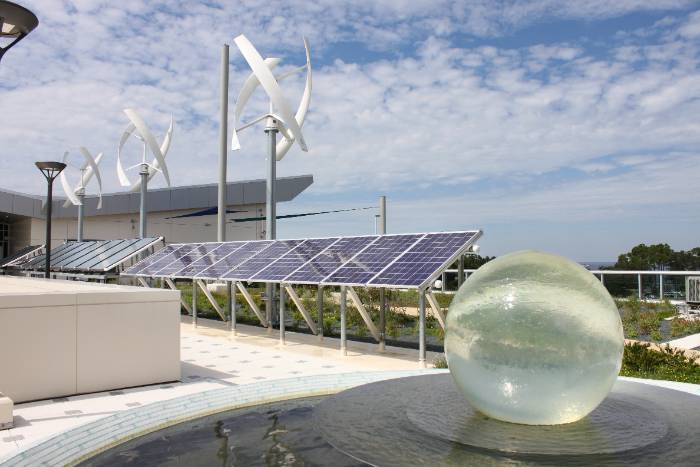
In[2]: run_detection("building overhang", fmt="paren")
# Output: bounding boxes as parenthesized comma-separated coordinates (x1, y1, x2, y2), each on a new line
(0, 174, 313, 220)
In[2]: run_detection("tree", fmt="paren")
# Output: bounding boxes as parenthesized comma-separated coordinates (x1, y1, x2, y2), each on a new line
(462, 254, 495, 269)
(612, 244, 700, 271)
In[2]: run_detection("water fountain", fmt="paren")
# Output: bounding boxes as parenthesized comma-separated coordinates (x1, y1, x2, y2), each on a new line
(82, 251, 699, 466)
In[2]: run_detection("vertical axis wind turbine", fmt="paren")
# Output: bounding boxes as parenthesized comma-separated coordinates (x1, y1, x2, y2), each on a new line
(59, 148, 104, 241)
(230, 34, 312, 328)
(116, 109, 173, 238)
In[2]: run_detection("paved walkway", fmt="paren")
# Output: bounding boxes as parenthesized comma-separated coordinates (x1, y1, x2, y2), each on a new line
(0, 318, 435, 460)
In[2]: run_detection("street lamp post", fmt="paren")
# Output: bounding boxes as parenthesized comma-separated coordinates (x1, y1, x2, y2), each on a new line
(35, 161, 66, 279)
(0, 1, 39, 64)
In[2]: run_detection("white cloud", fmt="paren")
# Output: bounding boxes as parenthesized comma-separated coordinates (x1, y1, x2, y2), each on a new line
(0, 1, 699, 258)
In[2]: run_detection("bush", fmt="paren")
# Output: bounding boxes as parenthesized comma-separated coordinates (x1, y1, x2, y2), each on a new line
(433, 355, 448, 368)
(620, 342, 700, 384)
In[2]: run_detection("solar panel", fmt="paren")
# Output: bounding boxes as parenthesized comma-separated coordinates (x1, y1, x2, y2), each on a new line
(322, 234, 424, 286)
(369, 232, 477, 288)
(150, 243, 224, 277)
(122, 230, 482, 289)
(133, 243, 202, 277)
(88, 237, 163, 271)
(171, 242, 246, 279)
(251, 237, 339, 282)
(23, 241, 79, 269)
(222, 240, 304, 281)
(195, 241, 273, 280)
(31, 241, 98, 270)
(0, 245, 43, 268)
(284, 236, 376, 284)
(58, 240, 125, 269)
(124, 244, 185, 276)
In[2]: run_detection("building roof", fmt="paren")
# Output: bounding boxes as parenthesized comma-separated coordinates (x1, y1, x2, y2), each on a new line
(0, 174, 313, 220)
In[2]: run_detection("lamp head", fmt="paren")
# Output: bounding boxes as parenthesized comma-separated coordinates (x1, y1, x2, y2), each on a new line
(35, 161, 66, 181)
(0, 1, 39, 63)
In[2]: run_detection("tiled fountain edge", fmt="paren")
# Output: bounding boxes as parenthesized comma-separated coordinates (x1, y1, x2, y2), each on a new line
(0, 370, 440, 467)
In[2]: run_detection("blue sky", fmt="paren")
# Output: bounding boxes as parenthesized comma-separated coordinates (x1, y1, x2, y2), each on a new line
(1, 1, 699, 261)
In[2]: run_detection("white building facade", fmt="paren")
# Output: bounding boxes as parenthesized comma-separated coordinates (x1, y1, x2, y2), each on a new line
(0, 175, 312, 258)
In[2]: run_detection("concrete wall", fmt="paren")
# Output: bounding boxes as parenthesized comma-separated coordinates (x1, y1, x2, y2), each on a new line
(0, 277, 181, 403)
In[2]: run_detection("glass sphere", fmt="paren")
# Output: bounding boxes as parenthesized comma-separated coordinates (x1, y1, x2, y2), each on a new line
(445, 250, 624, 425)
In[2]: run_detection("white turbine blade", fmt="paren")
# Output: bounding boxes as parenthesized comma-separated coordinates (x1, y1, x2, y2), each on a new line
(124, 109, 171, 187)
(234, 35, 308, 151)
(275, 64, 307, 82)
(231, 57, 280, 151)
(160, 115, 174, 157)
(79, 147, 103, 210)
(59, 168, 82, 206)
(277, 37, 312, 161)
(117, 123, 137, 187)
(272, 115, 295, 142)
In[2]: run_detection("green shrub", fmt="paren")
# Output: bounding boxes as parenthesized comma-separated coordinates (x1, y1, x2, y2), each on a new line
(433, 355, 448, 368)
(620, 342, 700, 384)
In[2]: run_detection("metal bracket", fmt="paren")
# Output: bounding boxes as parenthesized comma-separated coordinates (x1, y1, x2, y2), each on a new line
(136, 277, 150, 288)
(426, 291, 446, 330)
(196, 279, 226, 321)
(236, 282, 269, 327)
(346, 286, 380, 342)
(164, 277, 192, 315)
(284, 284, 318, 334)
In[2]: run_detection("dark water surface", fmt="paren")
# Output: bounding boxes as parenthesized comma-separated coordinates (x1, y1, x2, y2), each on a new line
(79, 398, 365, 467)
(81, 376, 700, 467)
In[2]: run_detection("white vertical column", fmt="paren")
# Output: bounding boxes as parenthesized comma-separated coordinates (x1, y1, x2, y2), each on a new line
(279, 283, 286, 345)
(340, 286, 347, 356)
(217, 44, 229, 243)
(419, 289, 426, 367)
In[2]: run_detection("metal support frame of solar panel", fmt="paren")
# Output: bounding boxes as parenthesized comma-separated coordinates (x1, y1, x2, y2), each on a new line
(123, 231, 481, 290)
(11, 238, 163, 273)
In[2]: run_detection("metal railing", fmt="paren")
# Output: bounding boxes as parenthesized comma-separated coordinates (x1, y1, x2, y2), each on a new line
(437, 268, 700, 301)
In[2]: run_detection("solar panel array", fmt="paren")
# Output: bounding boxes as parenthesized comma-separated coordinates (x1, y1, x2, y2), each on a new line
(8, 237, 163, 272)
(123, 231, 480, 289)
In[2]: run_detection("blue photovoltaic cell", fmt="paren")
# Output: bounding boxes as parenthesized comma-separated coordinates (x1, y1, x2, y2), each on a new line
(133, 244, 200, 276)
(152, 243, 222, 277)
(222, 240, 303, 280)
(196, 241, 273, 279)
(370, 232, 477, 287)
(124, 244, 183, 275)
(171, 242, 247, 278)
(251, 238, 339, 282)
(323, 234, 423, 285)
(284, 236, 376, 284)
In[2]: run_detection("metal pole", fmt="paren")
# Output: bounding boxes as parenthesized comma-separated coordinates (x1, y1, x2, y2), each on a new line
(419, 289, 426, 367)
(458, 255, 464, 287)
(317, 285, 324, 341)
(340, 286, 347, 355)
(228, 281, 236, 335)
(279, 284, 286, 345)
(217, 44, 229, 243)
(44, 178, 53, 279)
(192, 279, 198, 328)
(379, 291, 386, 352)
(76, 189, 85, 241)
(139, 163, 148, 239)
(265, 115, 278, 334)
(638, 273, 642, 300)
(659, 274, 664, 301)
(378, 196, 387, 351)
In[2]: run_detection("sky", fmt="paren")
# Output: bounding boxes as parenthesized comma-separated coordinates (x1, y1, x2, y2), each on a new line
(1, 0, 699, 261)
